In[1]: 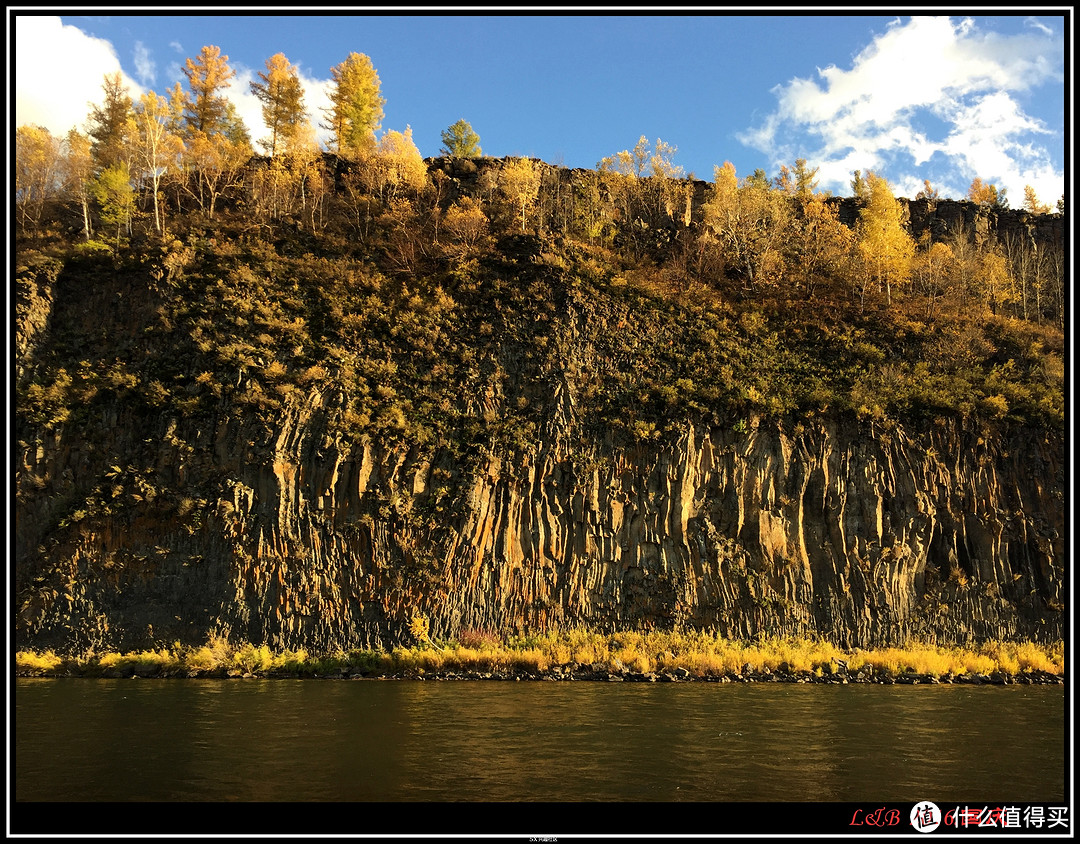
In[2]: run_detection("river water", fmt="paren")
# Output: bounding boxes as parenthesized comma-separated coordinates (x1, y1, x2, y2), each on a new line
(13, 678, 1066, 831)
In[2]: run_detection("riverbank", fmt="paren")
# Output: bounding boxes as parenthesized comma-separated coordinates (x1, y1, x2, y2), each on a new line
(15, 631, 1064, 684)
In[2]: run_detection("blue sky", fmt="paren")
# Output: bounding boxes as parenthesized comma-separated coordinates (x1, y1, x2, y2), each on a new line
(12, 11, 1069, 204)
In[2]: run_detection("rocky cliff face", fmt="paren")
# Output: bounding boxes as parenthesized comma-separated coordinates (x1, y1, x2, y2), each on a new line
(15, 266, 1064, 654)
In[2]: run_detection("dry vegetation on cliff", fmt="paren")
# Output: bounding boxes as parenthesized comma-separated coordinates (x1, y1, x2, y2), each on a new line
(14, 149, 1066, 655)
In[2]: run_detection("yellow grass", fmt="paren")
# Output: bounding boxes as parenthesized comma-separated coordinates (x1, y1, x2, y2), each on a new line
(16, 650, 63, 674)
(14, 633, 1065, 679)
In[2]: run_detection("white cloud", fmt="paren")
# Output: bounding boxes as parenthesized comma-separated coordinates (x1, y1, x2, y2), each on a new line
(134, 41, 156, 87)
(14, 17, 337, 154)
(739, 15, 1065, 201)
(14, 15, 144, 136)
(1025, 17, 1053, 37)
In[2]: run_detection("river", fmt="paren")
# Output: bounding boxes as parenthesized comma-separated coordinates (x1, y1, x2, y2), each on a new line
(13, 678, 1066, 834)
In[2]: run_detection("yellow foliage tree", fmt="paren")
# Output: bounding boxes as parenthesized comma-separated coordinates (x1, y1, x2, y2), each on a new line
(977, 250, 1018, 315)
(912, 234, 955, 318)
(182, 45, 237, 137)
(1022, 185, 1051, 215)
(442, 196, 489, 258)
(787, 193, 854, 298)
(61, 129, 95, 240)
(250, 53, 308, 158)
(15, 125, 62, 228)
(915, 179, 939, 201)
(703, 161, 791, 292)
(324, 52, 384, 159)
(774, 158, 819, 199)
(185, 131, 250, 219)
(499, 157, 541, 231)
(134, 90, 185, 234)
(598, 135, 650, 177)
(374, 126, 429, 201)
(968, 177, 1006, 207)
(855, 173, 914, 307)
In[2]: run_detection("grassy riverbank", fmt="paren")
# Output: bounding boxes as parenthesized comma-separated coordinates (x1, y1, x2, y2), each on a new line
(15, 630, 1065, 682)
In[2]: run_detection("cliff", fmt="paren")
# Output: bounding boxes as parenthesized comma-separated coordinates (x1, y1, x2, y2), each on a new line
(14, 224, 1064, 653)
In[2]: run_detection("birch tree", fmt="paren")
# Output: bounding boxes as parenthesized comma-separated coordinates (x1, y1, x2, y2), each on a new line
(134, 91, 184, 233)
(855, 173, 914, 307)
(61, 129, 95, 240)
(499, 157, 541, 232)
(703, 161, 791, 292)
(15, 125, 62, 229)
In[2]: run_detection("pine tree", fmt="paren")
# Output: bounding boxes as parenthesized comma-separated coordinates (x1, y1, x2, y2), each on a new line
(250, 53, 307, 157)
(183, 45, 237, 137)
(323, 52, 384, 158)
(440, 119, 481, 158)
(774, 158, 819, 199)
(1022, 185, 1051, 215)
(86, 72, 134, 173)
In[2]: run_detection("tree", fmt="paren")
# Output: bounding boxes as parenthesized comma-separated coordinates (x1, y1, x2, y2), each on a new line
(345, 126, 428, 220)
(977, 249, 1017, 315)
(652, 141, 691, 229)
(374, 126, 429, 202)
(324, 52, 385, 158)
(86, 72, 134, 173)
(165, 82, 189, 136)
(133, 91, 184, 234)
(598, 135, 650, 178)
(442, 196, 489, 258)
(945, 219, 980, 308)
(250, 53, 307, 158)
(598, 136, 684, 231)
(90, 165, 135, 247)
(968, 177, 1007, 208)
(1022, 185, 1051, 215)
(912, 233, 954, 318)
(185, 131, 249, 219)
(746, 168, 771, 190)
(915, 179, 939, 202)
(61, 129, 95, 240)
(785, 193, 854, 298)
(440, 118, 481, 158)
(283, 121, 327, 229)
(16, 125, 63, 229)
(597, 140, 643, 227)
(182, 45, 237, 137)
(774, 158, 819, 199)
(702, 161, 791, 292)
(855, 173, 914, 307)
(499, 157, 541, 231)
(850, 169, 870, 201)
